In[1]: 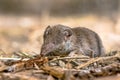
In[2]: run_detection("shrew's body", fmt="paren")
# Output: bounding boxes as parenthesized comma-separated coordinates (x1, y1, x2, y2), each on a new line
(40, 24, 105, 57)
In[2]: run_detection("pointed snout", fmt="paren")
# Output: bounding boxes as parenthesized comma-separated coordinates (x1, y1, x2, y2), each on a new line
(40, 43, 55, 56)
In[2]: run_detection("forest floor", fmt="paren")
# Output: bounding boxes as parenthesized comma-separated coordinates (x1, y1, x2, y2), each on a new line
(0, 15, 120, 80)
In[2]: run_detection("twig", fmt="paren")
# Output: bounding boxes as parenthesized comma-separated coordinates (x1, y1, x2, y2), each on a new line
(75, 63, 120, 78)
(18, 51, 34, 59)
(49, 56, 90, 63)
(76, 55, 120, 69)
(41, 64, 64, 79)
(0, 57, 48, 72)
(0, 58, 29, 62)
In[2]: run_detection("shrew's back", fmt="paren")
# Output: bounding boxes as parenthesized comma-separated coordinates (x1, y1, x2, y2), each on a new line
(72, 27, 105, 57)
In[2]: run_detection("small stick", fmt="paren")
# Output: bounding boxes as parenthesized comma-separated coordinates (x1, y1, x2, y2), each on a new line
(0, 58, 29, 62)
(76, 55, 120, 69)
(49, 56, 90, 62)
(18, 51, 34, 59)
(41, 64, 64, 79)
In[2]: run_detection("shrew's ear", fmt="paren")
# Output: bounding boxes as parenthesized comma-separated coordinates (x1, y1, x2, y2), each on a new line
(63, 29, 73, 39)
(46, 25, 51, 32)
(44, 25, 51, 37)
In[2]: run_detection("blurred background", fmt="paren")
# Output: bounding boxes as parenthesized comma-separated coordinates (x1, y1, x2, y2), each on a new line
(0, 0, 120, 56)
